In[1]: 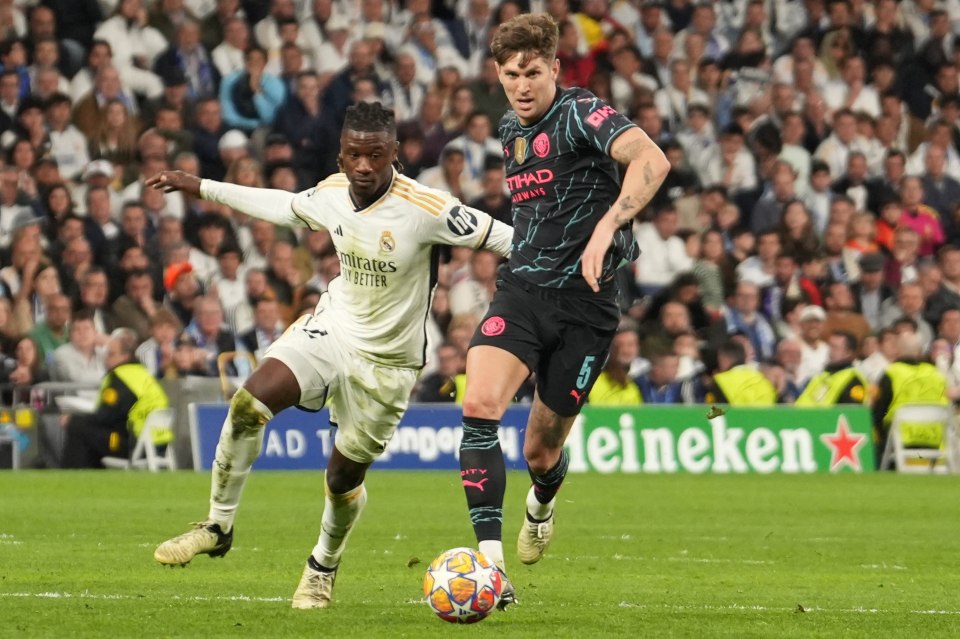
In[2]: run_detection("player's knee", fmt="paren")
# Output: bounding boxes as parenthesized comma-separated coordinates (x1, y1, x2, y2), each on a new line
(461, 395, 504, 421)
(325, 467, 364, 495)
(524, 443, 561, 475)
(229, 388, 271, 437)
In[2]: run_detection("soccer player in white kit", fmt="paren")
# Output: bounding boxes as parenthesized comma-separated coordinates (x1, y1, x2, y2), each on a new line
(148, 102, 513, 609)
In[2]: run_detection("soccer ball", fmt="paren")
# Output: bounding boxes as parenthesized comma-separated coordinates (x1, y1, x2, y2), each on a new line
(423, 547, 502, 623)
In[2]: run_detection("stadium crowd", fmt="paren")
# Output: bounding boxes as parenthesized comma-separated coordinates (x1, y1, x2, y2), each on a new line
(0, 0, 959, 422)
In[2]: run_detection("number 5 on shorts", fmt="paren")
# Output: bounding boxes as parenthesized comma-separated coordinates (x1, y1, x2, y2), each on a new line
(576, 356, 596, 390)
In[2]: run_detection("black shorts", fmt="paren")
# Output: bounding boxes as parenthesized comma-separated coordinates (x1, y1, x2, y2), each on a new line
(470, 271, 620, 417)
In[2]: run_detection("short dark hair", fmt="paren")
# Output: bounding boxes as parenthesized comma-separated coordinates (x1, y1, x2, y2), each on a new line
(343, 101, 396, 137)
(833, 330, 859, 355)
(718, 339, 746, 367)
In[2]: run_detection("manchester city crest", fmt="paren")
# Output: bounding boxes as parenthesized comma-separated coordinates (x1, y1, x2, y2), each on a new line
(514, 137, 528, 165)
(379, 230, 396, 253)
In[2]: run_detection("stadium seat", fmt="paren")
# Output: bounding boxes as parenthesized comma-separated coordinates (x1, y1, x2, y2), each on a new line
(102, 408, 177, 472)
(880, 405, 954, 474)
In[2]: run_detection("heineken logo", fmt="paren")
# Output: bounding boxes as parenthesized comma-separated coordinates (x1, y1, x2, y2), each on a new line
(566, 408, 873, 474)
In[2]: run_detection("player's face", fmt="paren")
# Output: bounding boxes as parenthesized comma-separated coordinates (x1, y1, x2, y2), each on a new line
(496, 53, 560, 125)
(339, 129, 397, 200)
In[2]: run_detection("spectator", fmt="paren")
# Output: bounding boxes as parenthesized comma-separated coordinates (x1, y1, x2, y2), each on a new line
(111, 269, 158, 342)
(692, 228, 734, 315)
(219, 45, 285, 133)
(416, 341, 465, 403)
(49, 308, 104, 382)
(586, 327, 643, 405)
(272, 70, 338, 188)
(920, 145, 960, 230)
(702, 124, 757, 195)
(813, 109, 868, 180)
(924, 245, 960, 326)
(712, 280, 777, 361)
(417, 146, 480, 203)
(153, 19, 219, 101)
(872, 331, 948, 468)
(211, 15, 249, 78)
(75, 267, 116, 338)
(191, 97, 227, 180)
(61, 327, 170, 468)
(468, 158, 510, 224)
(880, 281, 934, 349)
(135, 307, 181, 378)
(163, 261, 200, 327)
(449, 250, 499, 320)
(635, 206, 693, 296)
(92, 0, 166, 99)
(796, 304, 829, 384)
(704, 338, 777, 405)
(189, 212, 230, 284)
(898, 175, 944, 257)
(176, 295, 236, 377)
(635, 352, 689, 404)
(264, 240, 298, 307)
(736, 229, 780, 288)
(30, 292, 70, 363)
(237, 295, 284, 361)
(852, 252, 892, 330)
(444, 111, 501, 185)
(654, 58, 709, 132)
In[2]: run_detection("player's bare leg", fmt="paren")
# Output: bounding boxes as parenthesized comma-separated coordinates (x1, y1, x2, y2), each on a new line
(459, 345, 530, 609)
(293, 447, 371, 609)
(154, 359, 300, 566)
(517, 392, 575, 565)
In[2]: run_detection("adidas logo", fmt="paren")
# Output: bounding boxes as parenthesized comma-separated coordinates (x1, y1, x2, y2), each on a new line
(334, 225, 343, 236)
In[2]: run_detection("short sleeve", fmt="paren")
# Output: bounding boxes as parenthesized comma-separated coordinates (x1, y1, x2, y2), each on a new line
(567, 96, 637, 155)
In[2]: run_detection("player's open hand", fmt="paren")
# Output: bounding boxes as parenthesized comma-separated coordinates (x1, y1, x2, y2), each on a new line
(581, 220, 616, 293)
(146, 170, 202, 197)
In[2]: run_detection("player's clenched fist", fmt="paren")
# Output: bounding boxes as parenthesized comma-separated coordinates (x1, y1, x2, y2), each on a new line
(146, 170, 202, 197)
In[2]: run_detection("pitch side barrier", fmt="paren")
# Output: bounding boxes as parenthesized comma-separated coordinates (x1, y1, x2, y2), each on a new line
(189, 404, 874, 474)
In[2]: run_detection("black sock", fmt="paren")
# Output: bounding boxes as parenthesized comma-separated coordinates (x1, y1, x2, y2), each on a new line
(307, 555, 336, 572)
(459, 416, 505, 543)
(528, 449, 569, 507)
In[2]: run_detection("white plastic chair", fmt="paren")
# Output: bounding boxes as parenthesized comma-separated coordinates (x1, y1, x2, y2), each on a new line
(102, 408, 177, 472)
(879, 404, 953, 474)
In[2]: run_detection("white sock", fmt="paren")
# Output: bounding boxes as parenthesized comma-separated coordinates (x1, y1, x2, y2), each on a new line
(526, 485, 555, 521)
(207, 390, 273, 531)
(311, 481, 367, 569)
(479, 540, 504, 570)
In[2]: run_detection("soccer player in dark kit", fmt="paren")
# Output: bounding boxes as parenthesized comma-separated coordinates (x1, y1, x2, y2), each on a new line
(456, 14, 670, 607)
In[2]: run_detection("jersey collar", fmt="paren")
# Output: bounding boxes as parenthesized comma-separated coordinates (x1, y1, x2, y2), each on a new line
(349, 168, 397, 212)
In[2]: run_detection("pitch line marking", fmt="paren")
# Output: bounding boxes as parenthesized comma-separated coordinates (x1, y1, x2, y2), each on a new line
(3, 592, 960, 616)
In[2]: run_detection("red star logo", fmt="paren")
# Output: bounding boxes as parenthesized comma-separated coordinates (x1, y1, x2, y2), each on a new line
(820, 415, 868, 472)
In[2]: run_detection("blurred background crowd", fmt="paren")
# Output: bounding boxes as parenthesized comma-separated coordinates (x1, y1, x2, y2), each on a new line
(1, 0, 960, 411)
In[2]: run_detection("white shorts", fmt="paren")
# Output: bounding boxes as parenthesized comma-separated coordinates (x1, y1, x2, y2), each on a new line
(263, 310, 419, 464)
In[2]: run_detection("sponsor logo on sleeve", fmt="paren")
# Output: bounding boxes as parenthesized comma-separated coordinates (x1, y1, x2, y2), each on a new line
(481, 316, 506, 336)
(446, 206, 479, 237)
(585, 105, 617, 129)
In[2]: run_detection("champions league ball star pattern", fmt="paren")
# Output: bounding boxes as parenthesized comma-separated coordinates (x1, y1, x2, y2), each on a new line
(423, 547, 502, 623)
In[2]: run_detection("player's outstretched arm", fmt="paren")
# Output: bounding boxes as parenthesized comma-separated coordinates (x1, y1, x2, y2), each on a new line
(581, 128, 669, 292)
(146, 170, 309, 229)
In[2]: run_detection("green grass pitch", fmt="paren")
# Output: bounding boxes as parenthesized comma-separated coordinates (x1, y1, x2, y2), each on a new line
(2, 471, 960, 638)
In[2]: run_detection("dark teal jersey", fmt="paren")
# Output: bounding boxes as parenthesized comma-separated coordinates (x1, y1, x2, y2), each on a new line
(499, 87, 639, 292)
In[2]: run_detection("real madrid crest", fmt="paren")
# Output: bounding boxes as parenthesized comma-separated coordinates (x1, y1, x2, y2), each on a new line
(379, 230, 396, 253)
(514, 137, 528, 165)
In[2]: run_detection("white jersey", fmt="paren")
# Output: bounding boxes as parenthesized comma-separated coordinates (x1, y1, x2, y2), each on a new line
(201, 171, 512, 369)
